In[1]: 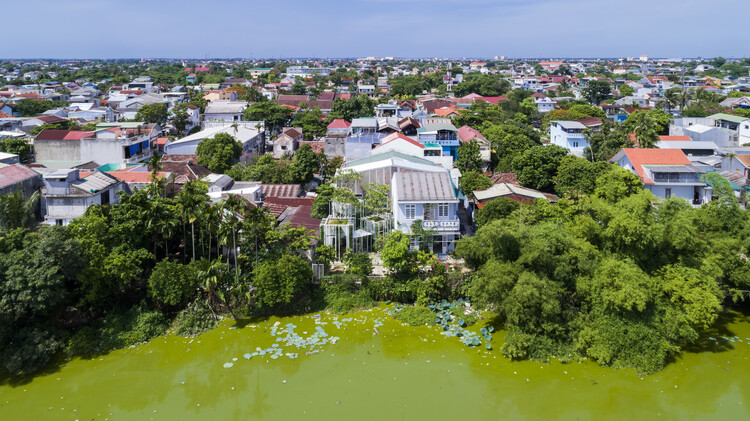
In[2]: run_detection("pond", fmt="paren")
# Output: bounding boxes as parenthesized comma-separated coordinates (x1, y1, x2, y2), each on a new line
(1, 305, 749, 420)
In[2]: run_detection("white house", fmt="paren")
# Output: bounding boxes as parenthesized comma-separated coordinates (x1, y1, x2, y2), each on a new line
(202, 101, 248, 127)
(391, 171, 461, 254)
(549, 121, 587, 156)
(531, 93, 556, 112)
(42, 169, 127, 225)
(610, 148, 711, 204)
(164, 122, 264, 158)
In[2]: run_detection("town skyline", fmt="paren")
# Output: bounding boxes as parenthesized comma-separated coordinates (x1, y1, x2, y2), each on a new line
(5, 0, 749, 59)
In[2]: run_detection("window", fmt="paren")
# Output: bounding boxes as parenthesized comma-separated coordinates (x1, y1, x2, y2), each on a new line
(572, 141, 579, 148)
(665, 188, 671, 199)
(56, 219, 63, 226)
(405, 204, 416, 219)
(438, 203, 449, 218)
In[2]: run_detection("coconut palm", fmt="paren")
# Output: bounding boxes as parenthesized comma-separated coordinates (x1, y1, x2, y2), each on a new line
(0, 190, 40, 229)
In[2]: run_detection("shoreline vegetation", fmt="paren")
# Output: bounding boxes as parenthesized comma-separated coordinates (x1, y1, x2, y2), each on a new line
(1, 155, 748, 383)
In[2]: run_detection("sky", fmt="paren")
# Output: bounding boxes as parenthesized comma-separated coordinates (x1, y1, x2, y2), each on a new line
(3, 0, 749, 59)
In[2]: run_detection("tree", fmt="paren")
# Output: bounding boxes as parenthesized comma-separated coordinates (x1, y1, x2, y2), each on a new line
(554, 156, 613, 196)
(474, 197, 520, 227)
(624, 109, 671, 135)
(242, 102, 293, 134)
(459, 171, 493, 199)
(148, 260, 199, 306)
(321, 155, 343, 181)
(454, 74, 511, 97)
(343, 251, 373, 276)
(330, 95, 376, 120)
(619, 84, 634, 97)
(583, 80, 611, 105)
(135, 103, 169, 125)
(512, 145, 568, 192)
(252, 254, 312, 309)
(482, 124, 540, 171)
(291, 107, 325, 140)
(311, 183, 334, 219)
(12, 99, 65, 117)
(196, 132, 242, 173)
(291, 143, 320, 183)
(0, 138, 33, 162)
(362, 182, 390, 215)
(623, 111, 660, 148)
(456, 139, 483, 173)
(170, 103, 191, 134)
(380, 231, 417, 276)
(0, 190, 39, 229)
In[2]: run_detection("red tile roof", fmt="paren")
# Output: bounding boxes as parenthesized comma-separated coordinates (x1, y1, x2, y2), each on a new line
(327, 119, 351, 129)
(458, 125, 487, 143)
(298, 141, 325, 154)
(35, 130, 93, 141)
(617, 148, 691, 184)
(577, 117, 603, 127)
(30, 115, 68, 124)
(107, 170, 168, 183)
(488, 172, 520, 185)
(658, 136, 691, 141)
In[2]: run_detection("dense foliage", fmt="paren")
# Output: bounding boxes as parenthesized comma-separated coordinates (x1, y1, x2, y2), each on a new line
(456, 177, 749, 374)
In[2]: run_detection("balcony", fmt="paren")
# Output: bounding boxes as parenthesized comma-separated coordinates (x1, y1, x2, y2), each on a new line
(422, 219, 460, 231)
(652, 173, 701, 184)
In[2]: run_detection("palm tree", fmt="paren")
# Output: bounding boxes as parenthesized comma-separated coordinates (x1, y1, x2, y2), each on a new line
(678, 89, 692, 112)
(663, 89, 679, 113)
(0, 190, 40, 229)
(177, 181, 209, 262)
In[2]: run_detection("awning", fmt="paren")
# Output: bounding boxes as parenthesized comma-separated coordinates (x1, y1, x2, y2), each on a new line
(353, 229, 372, 239)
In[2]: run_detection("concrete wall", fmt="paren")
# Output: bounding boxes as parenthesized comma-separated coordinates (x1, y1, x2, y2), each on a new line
(34, 139, 81, 161)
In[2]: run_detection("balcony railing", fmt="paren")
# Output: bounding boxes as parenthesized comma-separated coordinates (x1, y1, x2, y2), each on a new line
(422, 219, 460, 231)
(652, 173, 701, 183)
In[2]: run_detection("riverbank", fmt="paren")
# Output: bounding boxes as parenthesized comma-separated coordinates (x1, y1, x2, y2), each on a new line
(1, 305, 749, 420)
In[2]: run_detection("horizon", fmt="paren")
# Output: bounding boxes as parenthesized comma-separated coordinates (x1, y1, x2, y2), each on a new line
(4, 0, 749, 59)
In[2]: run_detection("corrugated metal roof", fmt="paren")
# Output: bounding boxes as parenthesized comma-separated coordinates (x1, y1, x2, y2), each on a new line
(262, 184, 301, 198)
(708, 113, 748, 124)
(554, 121, 587, 130)
(394, 171, 456, 202)
(72, 171, 119, 193)
(0, 164, 40, 189)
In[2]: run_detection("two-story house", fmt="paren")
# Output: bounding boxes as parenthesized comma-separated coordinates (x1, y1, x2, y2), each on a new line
(549, 121, 587, 156)
(202, 101, 248, 127)
(42, 169, 127, 225)
(391, 171, 461, 254)
(417, 118, 459, 160)
(531, 93, 556, 112)
(610, 148, 711, 204)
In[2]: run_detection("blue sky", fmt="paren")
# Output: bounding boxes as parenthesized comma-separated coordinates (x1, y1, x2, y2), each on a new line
(4, 0, 749, 59)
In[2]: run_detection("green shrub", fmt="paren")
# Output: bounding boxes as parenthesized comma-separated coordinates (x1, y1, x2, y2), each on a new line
(173, 299, 218, 337)
(344, 251, 373, 276)
(148, 260, 199, 306)
(449, 306, 476, 326)
(323, 274, 375, 314)
(394, 305, 435, 326)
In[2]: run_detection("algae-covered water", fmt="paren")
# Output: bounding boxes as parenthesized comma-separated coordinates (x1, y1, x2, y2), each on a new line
(1, 305, 749, 421)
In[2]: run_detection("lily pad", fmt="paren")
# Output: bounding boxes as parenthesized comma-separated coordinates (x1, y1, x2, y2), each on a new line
(223, 362, 234, 368)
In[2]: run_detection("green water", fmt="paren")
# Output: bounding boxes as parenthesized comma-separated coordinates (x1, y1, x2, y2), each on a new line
(1, 305, 749, 421)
